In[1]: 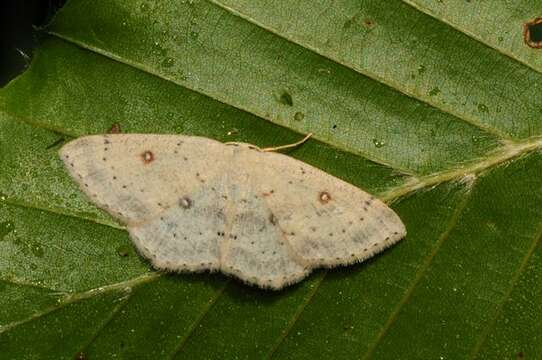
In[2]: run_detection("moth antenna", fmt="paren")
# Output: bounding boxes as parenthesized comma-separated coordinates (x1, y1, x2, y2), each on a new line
(261, 133, 313, 152)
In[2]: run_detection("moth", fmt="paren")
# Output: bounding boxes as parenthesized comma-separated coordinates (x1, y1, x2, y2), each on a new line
(60, 134, 406, 289)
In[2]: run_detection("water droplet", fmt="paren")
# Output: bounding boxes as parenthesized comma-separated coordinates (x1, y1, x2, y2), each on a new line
(227, 128, 239, 136)
(429, 87, 441, 96)
(174, 123, 185, 133)
(116, 244, 131, 257)
(161, 57, 175, 68)
(372, 138, 386, 148)
(31, 243, 44, 258)
(477, 103, 489, 113)
(176, 70, 188, 81)
(279, 91, 293, 106)
(0, 221, 15, 239)
(294, 112, 304, 121)
(190, 30, 199, 39)
(152, 42, 166, 56)
(472, 135, 479, 143)
(417, 65, 426, 75)
(140, 3, 148, 11)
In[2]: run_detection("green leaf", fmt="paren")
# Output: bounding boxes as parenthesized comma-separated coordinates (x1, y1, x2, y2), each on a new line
(1, 0, 541, 358)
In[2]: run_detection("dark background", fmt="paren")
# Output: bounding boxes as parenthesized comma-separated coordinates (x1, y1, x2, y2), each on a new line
(0, 0, 66, 86)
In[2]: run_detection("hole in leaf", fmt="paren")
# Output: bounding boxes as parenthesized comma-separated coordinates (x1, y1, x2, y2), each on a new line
(524, 17, 542, 48)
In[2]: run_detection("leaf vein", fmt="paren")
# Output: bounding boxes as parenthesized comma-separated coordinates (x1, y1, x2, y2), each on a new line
(469, 224, 542, 358)
(169, 280, 230, 358)
(361, 180, 476, 359)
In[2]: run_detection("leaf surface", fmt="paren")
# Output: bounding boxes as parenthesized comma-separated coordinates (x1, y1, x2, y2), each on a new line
(1, 0, 541, 359)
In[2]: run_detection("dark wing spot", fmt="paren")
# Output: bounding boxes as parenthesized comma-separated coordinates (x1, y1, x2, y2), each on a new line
(141, 150, 154, 164)
(319, 191, 331, 204)
(179, 196, 192, 209)
(269, 213, 278, 225)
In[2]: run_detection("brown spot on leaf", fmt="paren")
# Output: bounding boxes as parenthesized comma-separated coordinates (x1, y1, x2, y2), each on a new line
(74, 352, 88, 360)
(363, 19, 375, 29)
(108, 123, 122, 134)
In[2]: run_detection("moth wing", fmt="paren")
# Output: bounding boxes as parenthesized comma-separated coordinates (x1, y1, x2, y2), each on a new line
(59, 134, 231, 225)
(234, 146, 406, 268)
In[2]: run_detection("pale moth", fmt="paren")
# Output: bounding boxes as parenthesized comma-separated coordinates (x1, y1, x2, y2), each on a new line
(60, 134, 406, 289)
